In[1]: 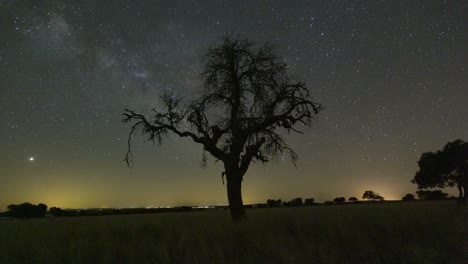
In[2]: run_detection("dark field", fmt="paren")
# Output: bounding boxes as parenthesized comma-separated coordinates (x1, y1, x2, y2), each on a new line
(0, 201, 466, 264)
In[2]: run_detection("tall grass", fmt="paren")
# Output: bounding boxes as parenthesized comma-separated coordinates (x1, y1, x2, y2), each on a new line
(0, 201, 466, 263)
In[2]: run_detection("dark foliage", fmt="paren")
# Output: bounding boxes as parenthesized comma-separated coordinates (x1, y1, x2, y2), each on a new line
(5, 203, 48, 218)
(348, 197, 358, 202)
(304, 198, 315, 206)
(412, 139, 468, 202)
(324, 200, 334, 205)
(266, 199, 282, 207)
(49, 207, 80, 217)
(333, 197, 346, 204)
(283, 197, 303, 207)
(49, 207, 196, 217)
(122, 36, 322, 221)
(362, 190, 384, 201)
(49, 207, 64, 216)
(416, 190, 449, 200)
(402, 193, 416, 201)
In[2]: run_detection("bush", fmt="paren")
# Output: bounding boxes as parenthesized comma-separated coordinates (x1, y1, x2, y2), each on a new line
(402, 193, 415, 201)
(5, 203, 48, 218)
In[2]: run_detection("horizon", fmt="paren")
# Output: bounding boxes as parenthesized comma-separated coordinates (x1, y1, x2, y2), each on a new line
(0, 184, 457, 211)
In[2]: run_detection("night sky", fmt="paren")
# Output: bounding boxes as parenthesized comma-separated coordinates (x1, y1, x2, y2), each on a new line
(1, 1, 466, 210)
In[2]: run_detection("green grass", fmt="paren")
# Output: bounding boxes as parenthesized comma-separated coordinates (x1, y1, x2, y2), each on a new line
(0, 201, 466, 263)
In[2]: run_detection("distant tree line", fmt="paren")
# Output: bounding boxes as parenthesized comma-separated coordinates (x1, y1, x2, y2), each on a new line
(48, 206, 196, 217)
(267, 198, 310, 207)
(1, 189, 453, 218)
(266, 191, 389, 208)
(264, 189, 454, 207)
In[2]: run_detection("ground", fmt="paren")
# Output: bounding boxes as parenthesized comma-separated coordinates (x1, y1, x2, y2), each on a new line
(0, 201, 466, 263)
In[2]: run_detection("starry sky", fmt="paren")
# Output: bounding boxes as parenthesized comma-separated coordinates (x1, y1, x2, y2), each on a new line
(1, 0, 466, 210)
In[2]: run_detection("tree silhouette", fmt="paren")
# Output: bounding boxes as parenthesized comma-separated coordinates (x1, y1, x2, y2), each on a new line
(333, 197, 346, 204)
(402, 193, 415, 201)
(123, 37, 322, 221)
(412, 139, 468, 202)
(283, 197, 303, 207)
(266, 199, 282, 207)
(5, 202, 48, 218)
(49, 207, 64, 216)
(348, 197, 358, 202)
(362, 190, 384, 201)
(375, 195, 384, 201)
(416, 190, 448, 200)
(304, 198, 315, 206)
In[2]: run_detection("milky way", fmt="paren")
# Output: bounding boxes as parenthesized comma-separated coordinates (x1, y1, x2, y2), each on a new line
(1, 1, 466, 209)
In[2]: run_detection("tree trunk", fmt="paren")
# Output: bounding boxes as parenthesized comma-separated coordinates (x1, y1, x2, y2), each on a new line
(226, 170, 246, 221)
(456, 185, 466, 206)
(463, 185, 467, 201)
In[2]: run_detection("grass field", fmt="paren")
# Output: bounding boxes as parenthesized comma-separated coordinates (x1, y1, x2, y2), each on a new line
(0, 201, 466, 263)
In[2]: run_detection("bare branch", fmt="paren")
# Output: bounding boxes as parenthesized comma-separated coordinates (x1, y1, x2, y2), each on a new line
(122, 36, 322, 176)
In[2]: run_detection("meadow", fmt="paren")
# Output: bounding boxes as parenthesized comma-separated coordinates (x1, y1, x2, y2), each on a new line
(0, 201, 466, 264)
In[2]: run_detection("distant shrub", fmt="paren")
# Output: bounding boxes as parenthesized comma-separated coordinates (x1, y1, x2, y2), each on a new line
(402, 193, 415, 201)
(283, 198, 303, 207)
(50, 207, 65, 216)
(266, 199, 282, 207)
(6, 203, 48, 218)
(304, 198, 315, 206)
(333, 197, 346, 204)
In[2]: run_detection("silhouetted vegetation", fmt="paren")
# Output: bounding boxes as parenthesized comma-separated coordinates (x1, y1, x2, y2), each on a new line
(333, 197, 346, 204)
(362, 190, 384, 201)
(266, 199, 282, 207)
(324, 200, 334, 205)
(402, 193, 416, 201)
(416, 190, 449, 200)
(49, 207, 64, 216)
(283, 197, 303, 207)
(122, 36, 322, 221)
(48, 207, 85, 217)
(304, 198, 315, 206)
(412, 139, 468, 203)
(348, 197, 358, 202)
(47, 206, 198, 217)
(5, 203, 47, 218)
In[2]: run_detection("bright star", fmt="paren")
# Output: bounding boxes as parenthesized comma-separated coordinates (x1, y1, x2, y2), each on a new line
(29, 157, 35, 161)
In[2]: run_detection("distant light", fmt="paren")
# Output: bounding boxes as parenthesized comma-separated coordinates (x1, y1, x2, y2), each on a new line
(29, 157, 35, 161)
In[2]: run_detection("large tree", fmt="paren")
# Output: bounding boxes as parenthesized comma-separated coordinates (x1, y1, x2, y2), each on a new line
(412, 139, 468, 202)
(362, 190, 384, 201)
(122, 37, 322, 221)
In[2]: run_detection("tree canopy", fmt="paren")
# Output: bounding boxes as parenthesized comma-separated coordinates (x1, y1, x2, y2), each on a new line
(362, 190, 384, 201)
(5, 203, 48, 218)
(412, 139, 468, 201)
(304, 198, 315, 206)
(416, 190, 448, 200)
(123, 36, 322, 220)
(402, 193, 415, 201)
(283, 198, 303, 207)
(333, 197, 346, 204)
